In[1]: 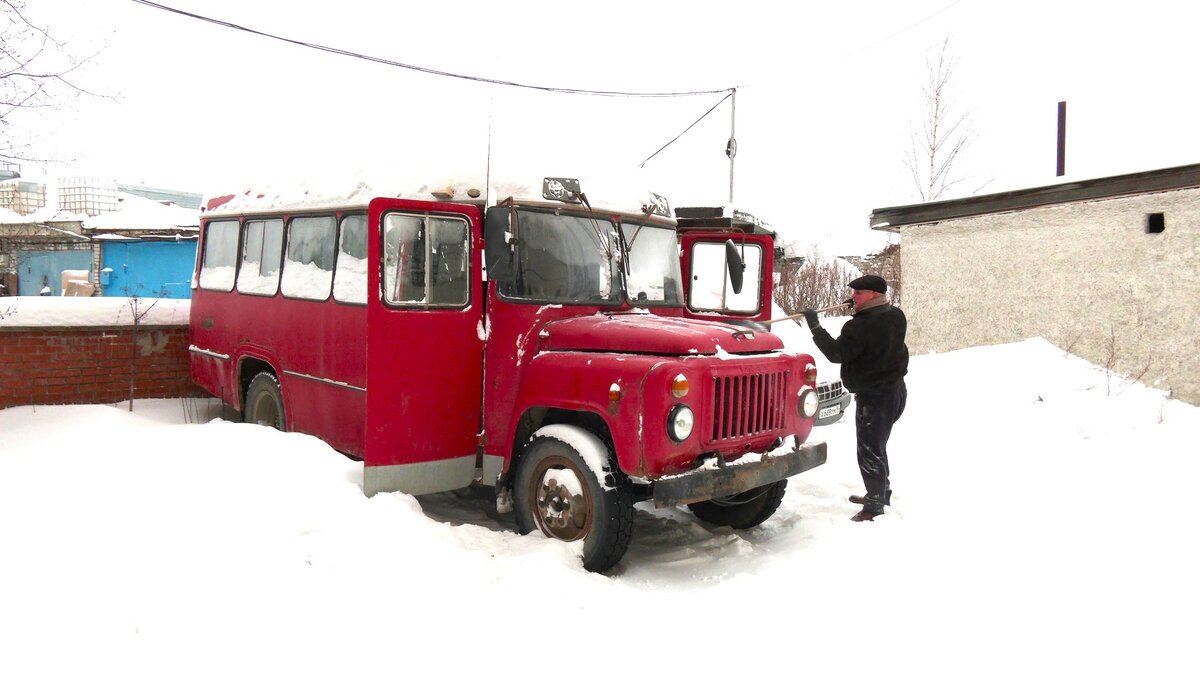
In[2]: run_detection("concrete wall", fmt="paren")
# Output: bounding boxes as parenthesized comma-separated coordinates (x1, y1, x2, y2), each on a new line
(899, 187, 1200, 404)
(0, 325, 203, 409)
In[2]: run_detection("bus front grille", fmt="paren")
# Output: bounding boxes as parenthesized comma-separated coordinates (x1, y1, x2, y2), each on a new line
(710, 371, 789, 442)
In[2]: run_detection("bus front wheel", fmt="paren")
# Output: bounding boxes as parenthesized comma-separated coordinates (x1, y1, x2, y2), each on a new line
(513, 430, 633, 573)
(244, 372, 286, 431)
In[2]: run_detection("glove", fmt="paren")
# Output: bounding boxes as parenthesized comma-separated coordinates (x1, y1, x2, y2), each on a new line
(802, 308, 819, 329)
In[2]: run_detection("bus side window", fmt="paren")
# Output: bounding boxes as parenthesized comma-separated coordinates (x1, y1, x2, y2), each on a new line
(333, 214, 368, 305)
(282, 215, 336, 301)
(199, 219, 240, 292)
(236, 218, 283, 296)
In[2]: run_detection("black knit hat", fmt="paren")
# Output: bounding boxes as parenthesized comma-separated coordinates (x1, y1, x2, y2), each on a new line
(848, 274, 887, 294)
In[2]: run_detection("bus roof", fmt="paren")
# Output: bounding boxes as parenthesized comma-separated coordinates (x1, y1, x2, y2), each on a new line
(200, 172, 675, 223)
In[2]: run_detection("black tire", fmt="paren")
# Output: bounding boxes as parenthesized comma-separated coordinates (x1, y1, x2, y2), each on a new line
(513, 431, 634, 573)
(244, 372, 285, 431)
(687, 480, 787, 529)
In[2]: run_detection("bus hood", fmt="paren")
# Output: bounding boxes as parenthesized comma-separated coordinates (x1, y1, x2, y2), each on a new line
(539, 313, 783, 356)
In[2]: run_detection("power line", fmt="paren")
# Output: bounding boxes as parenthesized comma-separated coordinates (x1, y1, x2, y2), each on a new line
(129, 0, 730, 98)
(848, 0, 965, 55)
(637, 91, 734, 168)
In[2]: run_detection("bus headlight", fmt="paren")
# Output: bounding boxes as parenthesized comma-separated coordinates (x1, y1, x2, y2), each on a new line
(799, 387, 819, 418)
(667, 405, 694, 442)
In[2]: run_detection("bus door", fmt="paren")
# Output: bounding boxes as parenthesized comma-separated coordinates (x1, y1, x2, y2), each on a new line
(363, 198, 485, 497)
(679, 231, 775, 323)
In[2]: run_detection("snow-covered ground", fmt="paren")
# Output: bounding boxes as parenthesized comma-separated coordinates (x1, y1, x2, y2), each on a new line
(2, 332, 1197, 673)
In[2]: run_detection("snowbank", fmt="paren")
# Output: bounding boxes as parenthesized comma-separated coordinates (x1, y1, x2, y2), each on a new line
(0, 297, 190, 327)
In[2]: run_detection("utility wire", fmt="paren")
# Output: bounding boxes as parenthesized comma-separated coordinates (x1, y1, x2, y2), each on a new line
(847, 0, 964, 55)
(129, 0, 730, 98)
(637, 90, 734, 168)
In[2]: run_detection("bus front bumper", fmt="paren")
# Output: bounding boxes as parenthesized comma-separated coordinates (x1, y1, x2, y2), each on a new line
(651, 440, 827, 507)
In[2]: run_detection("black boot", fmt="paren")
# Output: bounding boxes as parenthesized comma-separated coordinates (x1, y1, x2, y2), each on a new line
(849, 493, 891, 506)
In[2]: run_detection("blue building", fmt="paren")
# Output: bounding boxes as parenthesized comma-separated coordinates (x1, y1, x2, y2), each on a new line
(86, 194, 200, 299)
(97, 239, 197, 299)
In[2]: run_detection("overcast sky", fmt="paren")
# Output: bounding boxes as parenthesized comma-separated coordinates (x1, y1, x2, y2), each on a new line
(20, 0, 1200, 253)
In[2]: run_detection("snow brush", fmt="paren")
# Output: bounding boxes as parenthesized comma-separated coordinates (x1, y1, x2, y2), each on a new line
(762, 300, 853, 326)
(728, 300, 852, 338)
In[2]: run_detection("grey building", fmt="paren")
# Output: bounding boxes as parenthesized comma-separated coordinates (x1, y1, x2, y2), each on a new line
(870, 163, 1200, 405)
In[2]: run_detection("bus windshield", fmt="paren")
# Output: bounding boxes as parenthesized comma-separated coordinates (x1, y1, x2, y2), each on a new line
(489, 207, 683, 307)
(503, 210, 623, 304)
(622, 221, 683, 307)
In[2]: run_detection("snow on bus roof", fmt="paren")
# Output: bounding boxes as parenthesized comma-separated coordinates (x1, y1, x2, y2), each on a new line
(200, 170, 674, 220)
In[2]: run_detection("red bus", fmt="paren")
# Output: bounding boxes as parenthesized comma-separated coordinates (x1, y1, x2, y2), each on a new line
(189, 175, 826, 572)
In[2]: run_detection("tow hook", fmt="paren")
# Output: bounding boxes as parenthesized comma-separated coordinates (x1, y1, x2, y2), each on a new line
(693, 452, 726, 470)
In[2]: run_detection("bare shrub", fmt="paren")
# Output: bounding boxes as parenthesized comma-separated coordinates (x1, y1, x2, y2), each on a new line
(845, 242, 903, 307)
(873, 242, 902, 307)
(774, 245, 856, 317)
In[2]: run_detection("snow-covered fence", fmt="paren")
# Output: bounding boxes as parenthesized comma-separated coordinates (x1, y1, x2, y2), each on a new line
(0, 297, 202, 409)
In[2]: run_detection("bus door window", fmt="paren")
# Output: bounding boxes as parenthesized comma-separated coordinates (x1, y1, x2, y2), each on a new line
(281, 215, 337, 301)
(429, 217, 469, 305)
(687, 240, 763, 314)
(333, 214, 368, 305)
(383, 213, 470, 307)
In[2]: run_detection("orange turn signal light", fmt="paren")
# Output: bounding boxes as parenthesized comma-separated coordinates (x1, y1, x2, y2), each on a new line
(671, 374, 689, 398)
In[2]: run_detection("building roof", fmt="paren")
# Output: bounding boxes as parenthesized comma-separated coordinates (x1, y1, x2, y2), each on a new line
(117, 183, 203, 210)
(870, 163, 1200, 231)
(82, 192, 200, 231)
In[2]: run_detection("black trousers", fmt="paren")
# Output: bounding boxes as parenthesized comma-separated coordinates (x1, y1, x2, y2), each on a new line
(854, 382, 907, 513)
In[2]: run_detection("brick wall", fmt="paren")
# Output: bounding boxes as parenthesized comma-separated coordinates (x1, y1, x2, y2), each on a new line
(0, 324, 203, 409)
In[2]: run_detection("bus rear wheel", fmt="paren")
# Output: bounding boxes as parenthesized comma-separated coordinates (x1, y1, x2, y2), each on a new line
(513, 430, 633, 573)
(244, 372, 286, 431)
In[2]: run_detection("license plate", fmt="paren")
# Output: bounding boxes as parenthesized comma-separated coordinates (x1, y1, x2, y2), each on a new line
(818, 405, 840, 419)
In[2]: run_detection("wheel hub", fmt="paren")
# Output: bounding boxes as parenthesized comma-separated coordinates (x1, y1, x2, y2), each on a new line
(534, 467, 589, 540)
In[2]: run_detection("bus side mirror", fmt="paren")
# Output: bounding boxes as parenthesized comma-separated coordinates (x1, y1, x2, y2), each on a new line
(507, 208, 517, 254)
(725, 239, 744, 295)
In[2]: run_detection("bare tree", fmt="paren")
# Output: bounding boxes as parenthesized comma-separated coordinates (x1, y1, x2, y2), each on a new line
(904, 37, 975, 202)
(1, 1, 100, 165)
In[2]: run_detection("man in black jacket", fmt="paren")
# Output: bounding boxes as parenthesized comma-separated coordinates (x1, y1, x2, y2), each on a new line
(803, 275, 908, 522)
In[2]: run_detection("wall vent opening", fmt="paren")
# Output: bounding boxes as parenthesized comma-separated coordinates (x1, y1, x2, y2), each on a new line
(1147, 213, 1165, 234)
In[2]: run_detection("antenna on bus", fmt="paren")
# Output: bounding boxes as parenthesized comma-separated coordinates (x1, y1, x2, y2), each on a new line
(485, 96, 493, 206)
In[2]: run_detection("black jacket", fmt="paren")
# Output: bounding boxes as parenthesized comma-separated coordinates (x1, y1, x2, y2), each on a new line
(811, 303, 908, 394)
